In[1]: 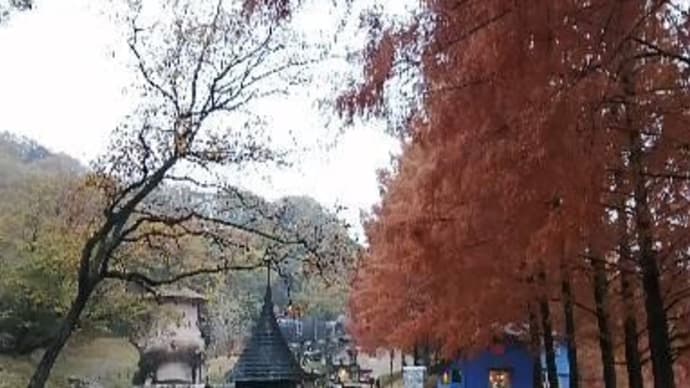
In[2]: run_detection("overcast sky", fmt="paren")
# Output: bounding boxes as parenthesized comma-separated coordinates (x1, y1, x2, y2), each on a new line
(0, 0, 415, 231)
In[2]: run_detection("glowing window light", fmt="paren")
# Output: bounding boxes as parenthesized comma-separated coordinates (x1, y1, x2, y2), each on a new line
(442, 370, 451, 384)
(338, 367, 349, 382)
(489, 369, 512, 388)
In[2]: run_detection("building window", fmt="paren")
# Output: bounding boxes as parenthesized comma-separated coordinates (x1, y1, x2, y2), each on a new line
(296, 320, 303, 337)
(489, 369, 512, 388)
(442, 367, 463, 384)
(452, 368, 463, 383)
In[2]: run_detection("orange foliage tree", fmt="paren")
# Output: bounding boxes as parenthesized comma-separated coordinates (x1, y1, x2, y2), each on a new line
(344, 1, 690, 388)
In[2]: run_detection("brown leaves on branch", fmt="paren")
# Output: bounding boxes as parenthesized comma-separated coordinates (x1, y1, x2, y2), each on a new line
(242, 0, 295, 20)
(27, 1, 352, 386)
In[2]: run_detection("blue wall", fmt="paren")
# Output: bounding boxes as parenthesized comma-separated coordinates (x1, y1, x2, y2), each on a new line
(437, 342, 570, 388)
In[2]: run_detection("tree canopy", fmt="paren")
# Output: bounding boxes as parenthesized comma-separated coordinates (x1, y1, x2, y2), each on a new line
(347, 1, 690, 387)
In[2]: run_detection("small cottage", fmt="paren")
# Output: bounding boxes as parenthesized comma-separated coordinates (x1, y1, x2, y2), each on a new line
(437, 340, 570, 388)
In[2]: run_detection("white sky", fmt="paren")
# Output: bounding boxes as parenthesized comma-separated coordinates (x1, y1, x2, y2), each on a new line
(0, 0, 413, 231)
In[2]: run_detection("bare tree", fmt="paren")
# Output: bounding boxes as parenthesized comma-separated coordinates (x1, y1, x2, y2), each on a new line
(26, 1, 346, 386)
(0, 0, 31, 23)
(0, 0, 32, 25)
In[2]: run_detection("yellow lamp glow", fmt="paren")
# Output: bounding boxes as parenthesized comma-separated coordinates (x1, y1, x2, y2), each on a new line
(338, 367, 349, 382)
(442, 371, 451, 384)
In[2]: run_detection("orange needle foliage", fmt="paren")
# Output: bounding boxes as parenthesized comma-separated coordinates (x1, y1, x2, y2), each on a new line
(346, 1, 690, 387)
(349, 0, 605, 355)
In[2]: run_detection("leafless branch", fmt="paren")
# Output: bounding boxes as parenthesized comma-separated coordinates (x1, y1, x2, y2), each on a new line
(104, 262, 264, 288)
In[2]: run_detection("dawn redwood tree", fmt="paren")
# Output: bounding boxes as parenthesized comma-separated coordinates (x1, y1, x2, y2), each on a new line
(608, 168, 645, 388)
(549, 2, 690, 387)
(347, 0, 607, 357)
(592, 3, 690, 386)
(26, 1, 351, 387)
(528, 306, 544, 388)
(346, 1, 690, 387)
(559, 248, 580, 388)
(349, 150, 445, 354)
(358, 124, 558, 352)
(589, 250, 617, 388)
(537, 268, 560, 388)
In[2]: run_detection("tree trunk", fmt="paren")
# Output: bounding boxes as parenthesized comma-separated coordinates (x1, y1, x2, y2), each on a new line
(638, 236, 674, 388)
(621, 267, 644, 388)
(621, 50, 675, 388)
(631, 177, 674, 388)
(540, 298, 559, 388)
(592, 256, 616, 388)
(615, 182, 644, 388)
(538, 269, 559, 388)
(562, 276, 579, 388)
(529, 307, 544, 388)
(389, 349, 394, 386)
(423, 342, 431, 366)
(27, 286, 93, 388)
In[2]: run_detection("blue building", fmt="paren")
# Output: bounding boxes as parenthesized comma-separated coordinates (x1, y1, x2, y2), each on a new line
(437, 341, 570, 388)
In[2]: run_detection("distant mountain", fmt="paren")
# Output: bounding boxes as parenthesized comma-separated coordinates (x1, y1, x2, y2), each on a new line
(0, 131, 83, 188)
(0, 131, 52, 162)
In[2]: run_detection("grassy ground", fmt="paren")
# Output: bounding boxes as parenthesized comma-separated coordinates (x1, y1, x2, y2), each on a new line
(206, 355, 237, 383)
(1, 340, 436, 388)
(0, 340, 247, 387)
(378, 371, 403, 388)
(0, 336, 138, 388)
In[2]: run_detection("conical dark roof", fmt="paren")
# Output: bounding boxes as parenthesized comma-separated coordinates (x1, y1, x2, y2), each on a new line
(230, 285, 303, 383)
